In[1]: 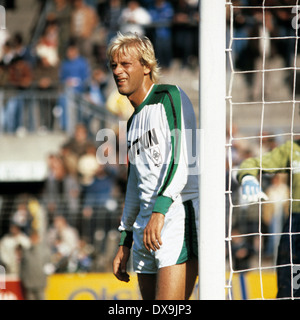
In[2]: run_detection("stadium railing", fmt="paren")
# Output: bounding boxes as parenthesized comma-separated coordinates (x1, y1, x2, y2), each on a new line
(0, 87, 119, 136)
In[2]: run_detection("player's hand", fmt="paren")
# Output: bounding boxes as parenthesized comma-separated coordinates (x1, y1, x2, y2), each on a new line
(143, 212, 165, 252)
(241, 175, 269, 202)
(112, 246, 130, 282)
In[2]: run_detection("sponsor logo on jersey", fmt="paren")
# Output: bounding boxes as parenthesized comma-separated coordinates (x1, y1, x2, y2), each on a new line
(128, 128, 162, 166)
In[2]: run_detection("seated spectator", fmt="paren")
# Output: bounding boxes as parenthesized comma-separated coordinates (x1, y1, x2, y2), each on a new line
(106, 88, 134, 120)
(59, 143, 79, 178)
(63, 123, 95, 159)
(84, 68, 107, 107)
(19, 231, 52, 300)
(80, 168, 118, 245)
(11, 197, 33, 236)
(44, 154, 68, 224)
(47, 215, 80, 273)
(33, 53, 59, 91)
(103, 0, 124, 45)
(70, 0, 99, 60)
(72, 238, 94, 272)
(0, 224, 31, 274)
(0, 40, 15, 66)
(173, 0, 198, 68)
(32, 49, 60, 131)
(7, 56, 32, 89)
(57, 41, 91, 133)
(149, 0, 174, 69)
(59, 40, 91, 91)
(59, 152, 81, 228)
(77, 144, 118, 245)
(3, 56, 33, 133)
(77, 144, 99, 186)
(0, 29, 10, 62)
(12, 32, 36, 67)
(119, 0, 152, 36)
(44, 151, 81, 226)
(35, 21, 60, 68)
(81, 68, 109, 131)
(46, 0, 72, 60)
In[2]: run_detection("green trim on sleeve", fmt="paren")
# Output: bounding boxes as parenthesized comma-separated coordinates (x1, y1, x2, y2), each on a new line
(119, 230, 133, 248)
(156, 85, 182, 197)
(153, 195, 173, 215)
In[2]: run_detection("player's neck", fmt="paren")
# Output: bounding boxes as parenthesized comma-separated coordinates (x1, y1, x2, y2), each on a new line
(128, 79, 154, 109)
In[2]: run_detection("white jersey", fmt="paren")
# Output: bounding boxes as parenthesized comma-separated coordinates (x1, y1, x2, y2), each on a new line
(119, 84, 199, 232)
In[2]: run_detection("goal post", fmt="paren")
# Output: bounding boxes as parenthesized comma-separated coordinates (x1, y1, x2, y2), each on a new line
(198, 0, 227, 300)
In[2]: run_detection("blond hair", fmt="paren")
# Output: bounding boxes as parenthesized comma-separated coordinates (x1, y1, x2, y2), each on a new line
(107, 32, 161, 83)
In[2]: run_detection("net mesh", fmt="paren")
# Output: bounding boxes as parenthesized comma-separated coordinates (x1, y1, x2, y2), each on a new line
(226, 0, 300, 299)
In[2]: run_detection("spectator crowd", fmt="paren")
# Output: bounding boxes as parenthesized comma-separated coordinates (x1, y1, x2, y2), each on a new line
(0, 0, 199, 292)
(0, 122, 128, 280)
(0, 0, 199, 134)
(0, 0, 300, 299)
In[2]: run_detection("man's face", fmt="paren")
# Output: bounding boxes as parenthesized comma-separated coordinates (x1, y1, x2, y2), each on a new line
(66, 46, 79, 60)
(111, 51, 149, 98)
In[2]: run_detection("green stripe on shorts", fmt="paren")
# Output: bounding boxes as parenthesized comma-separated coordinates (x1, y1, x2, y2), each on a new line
(176, 200, 198, 264)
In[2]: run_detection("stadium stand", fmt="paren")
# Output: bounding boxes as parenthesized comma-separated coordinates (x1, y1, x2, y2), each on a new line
(0, 0, 199, 284)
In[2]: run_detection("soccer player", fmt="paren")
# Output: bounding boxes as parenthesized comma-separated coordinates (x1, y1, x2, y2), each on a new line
(237, 139, 300, 298)
(108, 32, 199, 300)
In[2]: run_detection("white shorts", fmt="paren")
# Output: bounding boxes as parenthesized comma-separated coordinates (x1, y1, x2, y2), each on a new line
(132, 198, 199, 274)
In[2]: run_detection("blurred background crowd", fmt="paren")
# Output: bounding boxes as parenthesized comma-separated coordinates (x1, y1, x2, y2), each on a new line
(0, 0, 300, 299)
(0, 0, 199, 285)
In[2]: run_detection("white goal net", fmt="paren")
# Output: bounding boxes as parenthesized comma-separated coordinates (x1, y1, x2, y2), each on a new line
(226, 0, 300, 300)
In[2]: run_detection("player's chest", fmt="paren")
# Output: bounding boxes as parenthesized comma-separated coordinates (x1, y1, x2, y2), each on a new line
(127, 104, 169, 165)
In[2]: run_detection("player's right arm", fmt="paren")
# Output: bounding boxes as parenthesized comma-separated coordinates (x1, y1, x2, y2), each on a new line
(113, 245, 131, 282)
(113, 163, 140, 281)
(118, 163, 140, 236)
